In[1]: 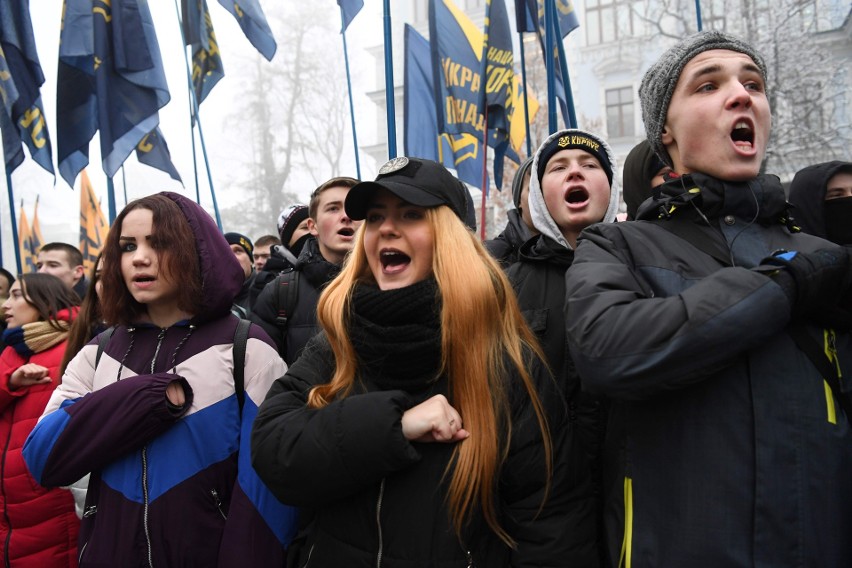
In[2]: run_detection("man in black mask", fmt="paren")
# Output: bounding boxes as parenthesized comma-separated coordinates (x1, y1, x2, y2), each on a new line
(789, 160, 852, 245)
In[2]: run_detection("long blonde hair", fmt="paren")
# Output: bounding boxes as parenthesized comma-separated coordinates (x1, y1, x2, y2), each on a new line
(308, 205, 551, 546)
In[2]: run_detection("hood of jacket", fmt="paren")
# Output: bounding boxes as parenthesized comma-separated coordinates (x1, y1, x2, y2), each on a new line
(636, 172, 790, 226)
(160, 191, 243, 324)
(296, 236, 343, 289)
(528, 130, 620, 250)
(788, 161, 852, 239)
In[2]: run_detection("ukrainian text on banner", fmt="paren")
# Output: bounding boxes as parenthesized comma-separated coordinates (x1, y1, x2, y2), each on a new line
(0, 1, 54, 174)
(429, 0, 486, 139)
(183, 0, 223, 106)
(481, 0, 518, 189)
(57, 0, 175, 187)
(403, 24, 482, 189)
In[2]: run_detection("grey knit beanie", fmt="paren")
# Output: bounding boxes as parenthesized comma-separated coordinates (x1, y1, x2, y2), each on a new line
(639, 30, 768, 168)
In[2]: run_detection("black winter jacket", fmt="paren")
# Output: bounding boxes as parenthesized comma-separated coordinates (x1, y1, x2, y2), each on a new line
(252, 331, 599, 567)
(507, 235, 605, 562)
(485, 209, 534, 268)
(250, 237, 340, 364)
(566, 173, 852, 567)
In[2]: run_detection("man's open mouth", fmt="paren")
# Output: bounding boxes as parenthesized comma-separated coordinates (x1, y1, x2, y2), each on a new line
(566, 187, 589, 204)
(731, 120, 755, 147)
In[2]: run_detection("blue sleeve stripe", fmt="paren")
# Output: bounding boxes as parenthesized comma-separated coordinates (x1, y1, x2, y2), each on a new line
(23, 402, 76, 484)
(238, 397, 300, 545)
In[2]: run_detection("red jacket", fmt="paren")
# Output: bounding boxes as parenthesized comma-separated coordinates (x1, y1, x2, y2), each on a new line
(0, 340, 79, 567)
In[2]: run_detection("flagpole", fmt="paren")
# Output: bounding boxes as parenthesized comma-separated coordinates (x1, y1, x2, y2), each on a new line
(383, 0, 398, 158)
(518, 34, 533, 156)
(106, 176, 118, 224)
(187, 88, 202, 205)
(4, 169, 22, 274)
(552, 7, 577, 129)
(480, 110, 489, 241)
(172, 0, 223, 230)
(340, 19, 362, 179)
(544, 0, 557, 132)
(121, 165, 129, 206)
(695, 0, 703, 30)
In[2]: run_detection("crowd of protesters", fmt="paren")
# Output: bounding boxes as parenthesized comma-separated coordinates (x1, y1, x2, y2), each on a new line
(0, 30, 848, 567)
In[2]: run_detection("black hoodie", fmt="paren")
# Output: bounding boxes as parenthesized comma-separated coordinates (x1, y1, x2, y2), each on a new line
(788, 160, 852, 242)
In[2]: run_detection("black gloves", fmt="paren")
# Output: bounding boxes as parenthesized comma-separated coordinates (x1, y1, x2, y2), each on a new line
(759, 247, 852, 328)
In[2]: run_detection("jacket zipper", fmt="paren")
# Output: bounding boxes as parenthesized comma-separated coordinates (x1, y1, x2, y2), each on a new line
(375, 479, 386, 568)
(141, 330, 165, 568)
(143, 447, 153, 567)
(211, 489, 227, 520)
(824, 329, 841, 424)
(2, 423, 12, 568)
(78, 506, 97, 562)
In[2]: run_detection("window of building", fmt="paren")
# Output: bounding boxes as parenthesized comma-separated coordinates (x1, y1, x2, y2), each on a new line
(585, 0, 637, 45)
(605, 87, 634, 138)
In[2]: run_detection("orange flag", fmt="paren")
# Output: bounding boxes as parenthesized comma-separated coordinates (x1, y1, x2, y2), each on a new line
(79, 170, 108, 275)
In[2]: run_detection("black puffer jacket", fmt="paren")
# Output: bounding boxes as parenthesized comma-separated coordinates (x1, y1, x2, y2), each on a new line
(250, 237, 340, 364)
(485, 209, 534, 268)
(252, 289, 598, 567)
(507, 235, 605, 563)
(567, 173, 852, 567)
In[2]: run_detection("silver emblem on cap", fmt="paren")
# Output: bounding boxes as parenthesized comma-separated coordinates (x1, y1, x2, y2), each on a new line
(379, 157, 409, 175)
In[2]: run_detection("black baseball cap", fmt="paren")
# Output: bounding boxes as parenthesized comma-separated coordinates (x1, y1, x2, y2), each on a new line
(345, 157, 472, 227)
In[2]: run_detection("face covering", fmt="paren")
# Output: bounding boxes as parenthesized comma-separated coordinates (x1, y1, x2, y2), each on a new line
(824, 196, 852, 245)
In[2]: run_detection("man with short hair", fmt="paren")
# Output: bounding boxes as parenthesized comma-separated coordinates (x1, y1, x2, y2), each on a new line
(224, 232, 255, 317)
(36, 243, 87, 298)
(252, 177, 361, 363)
(252, 235, 281, 272)
(565, 31, 852, 567)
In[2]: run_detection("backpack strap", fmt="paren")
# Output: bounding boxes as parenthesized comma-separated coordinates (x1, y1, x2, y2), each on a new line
(95, 326, 117, 368)
(274, 269, 301, 329)
(233, 318, 252, 415)
(788, 325, 852, 423)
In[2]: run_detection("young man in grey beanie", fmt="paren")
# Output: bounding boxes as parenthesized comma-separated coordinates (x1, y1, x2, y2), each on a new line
(564, 30, 852, 567)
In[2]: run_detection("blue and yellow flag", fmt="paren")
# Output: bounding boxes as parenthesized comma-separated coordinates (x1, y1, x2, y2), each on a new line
(404, 24, 482, 189)
(480, 0, 519, 189)
(510, 74, 539, 155)
(17, 201, 37, 273)
(79, 169, 108, 275)
(515, 0, 579, 126)
(183, 0, 223, 106)
(0, 1, 54, 175)
(57, 0, 172, 187)
(516, 0, 579, 36)
(216, 0, 276, 61)
(337, 0, 363, 33)
(429, 0, 484, 139)
(136, 127, 182, 182)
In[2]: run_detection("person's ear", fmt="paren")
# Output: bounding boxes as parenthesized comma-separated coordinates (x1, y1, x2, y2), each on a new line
(661, 125, 674, 146)
(74, 265, 85, 281)
(306, 218, 319, 236)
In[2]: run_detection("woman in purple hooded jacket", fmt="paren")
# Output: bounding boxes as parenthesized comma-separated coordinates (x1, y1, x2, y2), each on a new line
(24, 192, 297, 567)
